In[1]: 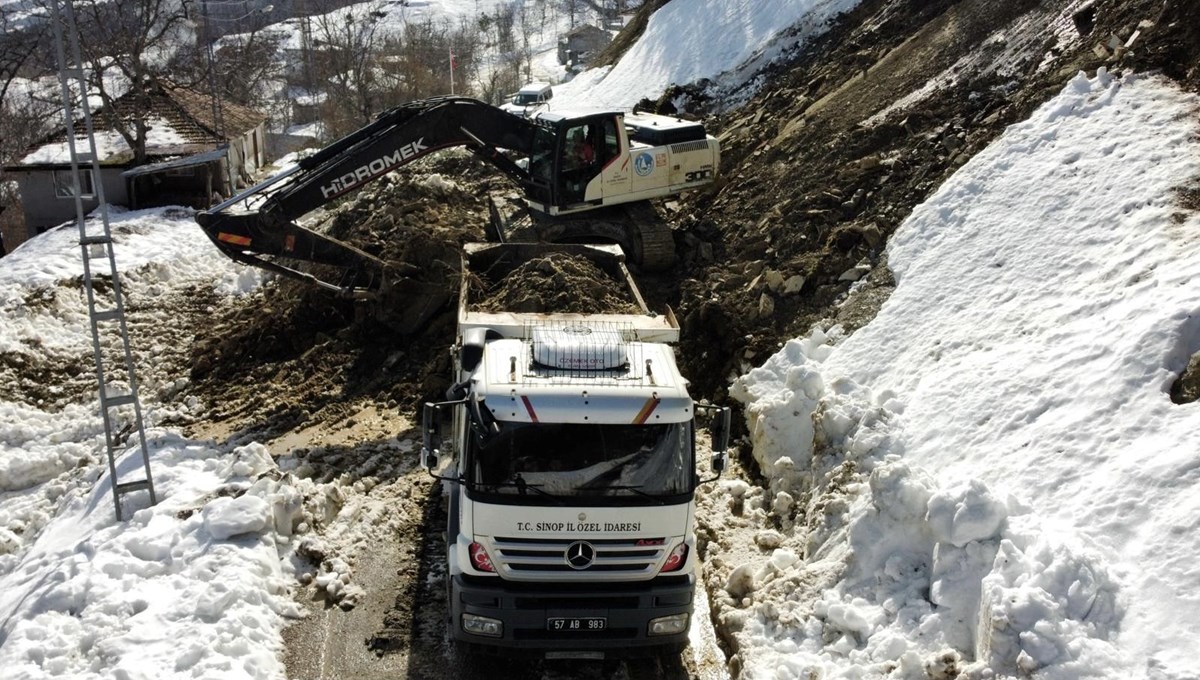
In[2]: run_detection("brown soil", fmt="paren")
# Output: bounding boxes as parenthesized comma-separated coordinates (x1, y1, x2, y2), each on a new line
(467, 252, 640, 314)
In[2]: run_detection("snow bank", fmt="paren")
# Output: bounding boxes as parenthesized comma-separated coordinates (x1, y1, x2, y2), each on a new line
(554, 0, 861, 111)
(0, 207, 300, 678)
(0, 440, 306, 679)
(0, 207, 259, 295)
(726, 71, 1200, 679)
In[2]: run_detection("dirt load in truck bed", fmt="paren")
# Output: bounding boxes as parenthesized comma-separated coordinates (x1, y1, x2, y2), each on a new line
(466, 252, 641, 315)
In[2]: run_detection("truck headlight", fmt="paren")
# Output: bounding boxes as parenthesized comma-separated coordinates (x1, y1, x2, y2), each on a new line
(648, 613, 689, 636)
(462, 613, 503, 637)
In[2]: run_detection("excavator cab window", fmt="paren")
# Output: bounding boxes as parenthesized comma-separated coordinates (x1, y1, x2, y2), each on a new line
(525, 126, 557, 205)
(561, 123, 600, 204)
(600, 117, 620, 166)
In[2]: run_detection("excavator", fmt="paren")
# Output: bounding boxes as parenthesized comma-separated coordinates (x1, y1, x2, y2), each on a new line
(195, 96, 719, 330)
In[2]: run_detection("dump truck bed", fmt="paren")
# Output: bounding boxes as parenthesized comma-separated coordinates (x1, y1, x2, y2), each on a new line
(458, 242, 680, 343)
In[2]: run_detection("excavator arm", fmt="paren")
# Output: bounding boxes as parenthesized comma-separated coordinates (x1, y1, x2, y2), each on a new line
(195, 96, 545, 301)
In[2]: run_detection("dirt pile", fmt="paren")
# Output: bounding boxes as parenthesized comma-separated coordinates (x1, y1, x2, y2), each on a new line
(467, 252, 641, 314)
(657, 0, 1200, 402)
(182, 154, 507, 437)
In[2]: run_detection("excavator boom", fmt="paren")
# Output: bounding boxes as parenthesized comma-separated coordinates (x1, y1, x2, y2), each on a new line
(195, 97, 544, 301)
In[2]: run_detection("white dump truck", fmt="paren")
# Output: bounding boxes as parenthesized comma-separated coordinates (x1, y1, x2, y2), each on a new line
(421, 242, 730, 659)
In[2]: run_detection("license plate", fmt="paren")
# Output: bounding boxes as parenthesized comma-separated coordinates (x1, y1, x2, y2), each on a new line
(547, 617, 607, 632)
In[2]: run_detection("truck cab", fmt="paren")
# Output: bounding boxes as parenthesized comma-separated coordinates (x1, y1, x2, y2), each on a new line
(422, 243, 729, 659)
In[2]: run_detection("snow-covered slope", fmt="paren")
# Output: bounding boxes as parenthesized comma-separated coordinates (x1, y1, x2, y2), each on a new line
(554, 0, 860, 110)
(730, 69, 1200, 679)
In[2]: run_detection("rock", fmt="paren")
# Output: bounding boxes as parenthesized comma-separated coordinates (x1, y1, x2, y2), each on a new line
(763, 269, 785, 292)
(838, 261, 871, 282)
(758, 293, 775, 318)
(782, 274, 806, 295)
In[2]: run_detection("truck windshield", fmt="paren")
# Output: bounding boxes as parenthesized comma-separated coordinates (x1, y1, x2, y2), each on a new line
(468, 421, 692, 503)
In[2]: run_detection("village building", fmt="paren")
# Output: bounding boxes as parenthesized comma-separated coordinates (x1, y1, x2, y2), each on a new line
(3, 82, 268, 246)
(557, 24, 613, 68)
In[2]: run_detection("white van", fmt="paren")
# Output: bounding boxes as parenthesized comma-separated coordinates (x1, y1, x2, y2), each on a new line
(500, 82, 553, 116)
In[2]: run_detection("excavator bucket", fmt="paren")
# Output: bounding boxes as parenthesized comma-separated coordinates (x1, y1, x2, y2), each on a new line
(374, 277, 454, 335)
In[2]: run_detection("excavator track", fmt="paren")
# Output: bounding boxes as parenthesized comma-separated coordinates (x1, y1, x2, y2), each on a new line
(490, 197, 676, 272)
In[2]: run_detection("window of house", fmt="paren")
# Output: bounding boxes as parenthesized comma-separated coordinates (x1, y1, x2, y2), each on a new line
(53, 169, 95, 199)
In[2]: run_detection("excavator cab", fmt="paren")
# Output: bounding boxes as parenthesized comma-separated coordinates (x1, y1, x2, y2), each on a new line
(524, 112, 621, 211)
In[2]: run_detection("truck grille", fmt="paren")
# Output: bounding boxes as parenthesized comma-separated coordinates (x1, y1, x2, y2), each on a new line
(490, 536, 667, 580)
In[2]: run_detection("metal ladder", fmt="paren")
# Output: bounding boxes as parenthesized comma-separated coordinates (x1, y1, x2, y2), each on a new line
(49, 0, 156, 521)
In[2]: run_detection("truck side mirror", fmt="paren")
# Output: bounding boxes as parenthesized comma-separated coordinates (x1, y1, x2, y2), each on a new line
(711, 406, 731, 453)
(697, 404, 732, 483)
(421, 402, 440, 470)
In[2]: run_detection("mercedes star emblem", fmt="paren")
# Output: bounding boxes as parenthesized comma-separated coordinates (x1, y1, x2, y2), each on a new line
(565, 541, 596, 570)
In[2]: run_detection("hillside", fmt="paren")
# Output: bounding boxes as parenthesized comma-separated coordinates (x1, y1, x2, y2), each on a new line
(2, 0, 1199, 678)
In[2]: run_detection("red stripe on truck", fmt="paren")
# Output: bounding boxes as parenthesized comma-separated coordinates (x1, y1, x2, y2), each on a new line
(521, 395, 539, 422)
(633, 396, 660, 424)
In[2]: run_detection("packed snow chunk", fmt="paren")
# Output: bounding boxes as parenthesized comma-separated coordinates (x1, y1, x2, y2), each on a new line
(845, 461, 936, 580)
(927, 539, 1000, 653)
(731, 331, 839, 475)
(203, 495, 272, 540)
(976, 526, 1127, 675)
(815, 592, 886, 643)
(926, 479, 1007, 547)
(230, 442, 274, 479)
(754, 529, 785, 550)
(725, 563, 757, 599)
(769, 548, 799, 571)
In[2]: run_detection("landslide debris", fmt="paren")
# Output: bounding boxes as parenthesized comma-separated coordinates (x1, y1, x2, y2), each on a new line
(182, 153, 502, 438)
(467, 252, 641, 314)
(178, 0, 1200, 441)
(659, 0, 1200, 403)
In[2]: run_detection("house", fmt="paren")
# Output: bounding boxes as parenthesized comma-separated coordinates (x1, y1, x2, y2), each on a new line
(3, 82, 268, 242)
(557, 24, 612, 67)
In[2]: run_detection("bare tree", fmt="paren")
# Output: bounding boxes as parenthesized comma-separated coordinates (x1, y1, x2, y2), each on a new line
(1, 8, 51, 104)
(309, 0, 387, 136)
(475, 5, 521, 104)
(1, 7, 57, 247)
(65, 0, 199, 164)
(211, 28, 286, 110)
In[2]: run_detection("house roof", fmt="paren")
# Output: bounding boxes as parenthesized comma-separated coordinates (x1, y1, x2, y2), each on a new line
(9, 82, 267, 169)
(563, 24, 610, 39)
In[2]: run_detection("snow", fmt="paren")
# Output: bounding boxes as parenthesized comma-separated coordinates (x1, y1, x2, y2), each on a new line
(19, 117, 198, 165)
(0, 208, 287, 678)
(5, 0, 1200, 677)
(553, 0, 861, 111)
(730, 69, 1200, 678)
